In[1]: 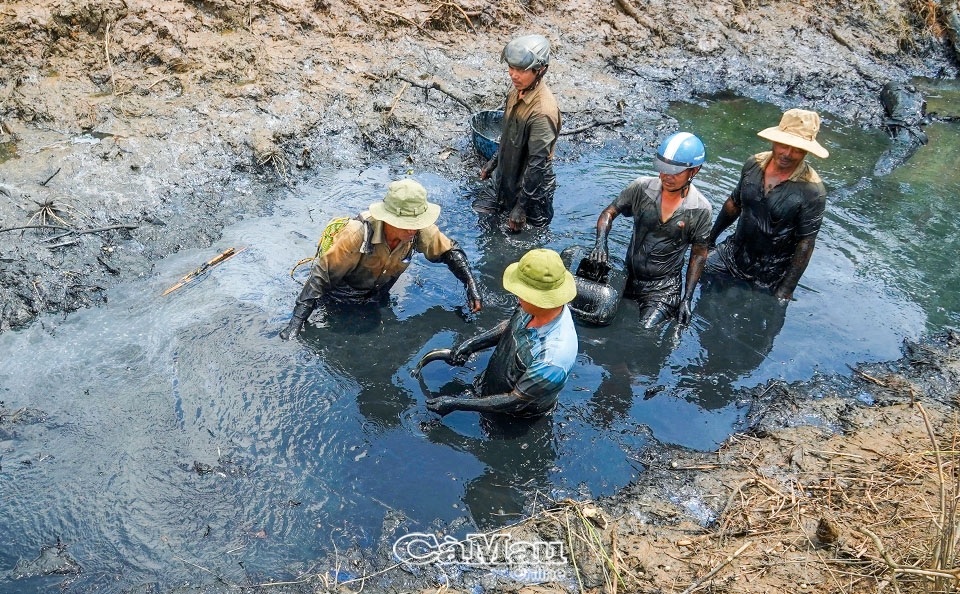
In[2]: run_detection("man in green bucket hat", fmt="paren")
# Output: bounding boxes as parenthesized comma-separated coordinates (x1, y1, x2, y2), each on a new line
(279, 179, 482, 339)
(424, 248, 578, 417)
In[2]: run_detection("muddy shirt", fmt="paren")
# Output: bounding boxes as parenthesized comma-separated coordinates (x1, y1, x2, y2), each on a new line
(298, 212, 453, 305)
(477, 305, 578, 417)
(612, 177, 712, 284)
(710, 152, 826, 287)
(490, 82, 561, 226)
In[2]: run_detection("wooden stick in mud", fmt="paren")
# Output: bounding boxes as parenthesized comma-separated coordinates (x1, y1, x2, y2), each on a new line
(680, 540, 753, 594)
(394, 73, 475, 113)
(560, 118, 626, 136)
(613, 0, 663, 36)
(385, 83, 408, 121)
(39, 167, 61, 187)
(846, 363, 887, 386)
(383, 9, 437, 39)
(162, 247, 247, 296)
(105, 22, 116, 95)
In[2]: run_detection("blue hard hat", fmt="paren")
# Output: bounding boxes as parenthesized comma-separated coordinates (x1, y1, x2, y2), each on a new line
(655, 132, 706, 174)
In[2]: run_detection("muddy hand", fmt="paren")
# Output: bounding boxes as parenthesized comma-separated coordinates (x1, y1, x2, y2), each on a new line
(507, 204, 526, 233)
(426, 396, 457, 416)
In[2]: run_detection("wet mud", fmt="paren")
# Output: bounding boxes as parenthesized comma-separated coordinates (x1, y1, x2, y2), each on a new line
(3, 0, 960, 592)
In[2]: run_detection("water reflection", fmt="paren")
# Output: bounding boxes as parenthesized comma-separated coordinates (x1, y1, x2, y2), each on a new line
(423, 416, 557, 529)
(679, 278, 788, 408)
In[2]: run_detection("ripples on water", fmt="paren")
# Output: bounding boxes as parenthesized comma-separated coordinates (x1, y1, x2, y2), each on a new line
(1, 89, 958, 591)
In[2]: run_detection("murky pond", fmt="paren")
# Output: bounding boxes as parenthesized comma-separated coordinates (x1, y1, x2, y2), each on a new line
(2, 89, 959, 591)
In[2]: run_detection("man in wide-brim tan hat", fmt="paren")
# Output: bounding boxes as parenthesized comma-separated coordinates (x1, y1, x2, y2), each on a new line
(423, 248, 579, 417)
(280, 179, 482, 339)
(705, 108, 829, 301)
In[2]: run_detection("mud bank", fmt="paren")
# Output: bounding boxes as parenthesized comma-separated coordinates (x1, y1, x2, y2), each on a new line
(1, 0, 958, 330)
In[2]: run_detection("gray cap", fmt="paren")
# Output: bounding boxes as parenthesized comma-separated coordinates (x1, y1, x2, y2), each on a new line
(501, 34, 550, 71)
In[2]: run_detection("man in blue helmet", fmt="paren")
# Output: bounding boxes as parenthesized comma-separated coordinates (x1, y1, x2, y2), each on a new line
(589, 132, 713, 327)
(705, 109, 828, 301)
(475, 34, 561, 232)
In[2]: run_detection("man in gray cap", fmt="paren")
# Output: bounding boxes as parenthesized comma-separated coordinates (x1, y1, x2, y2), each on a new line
(279, 179, 482, 339)
(476, 34, 561, 232)
(706, 108, 829, 301)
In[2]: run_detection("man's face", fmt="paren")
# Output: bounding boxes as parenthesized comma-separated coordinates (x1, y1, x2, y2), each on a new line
(770, 142, 807, 171)
(383, 223, 417, 244)
(508, 66, 538, 91)
(659, 168, 697, 193)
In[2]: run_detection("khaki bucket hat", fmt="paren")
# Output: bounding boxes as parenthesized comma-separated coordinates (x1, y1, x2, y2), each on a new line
(502, 249, 577, 309)
(757, 108, 829, 159)
(369, 179, 442, 230)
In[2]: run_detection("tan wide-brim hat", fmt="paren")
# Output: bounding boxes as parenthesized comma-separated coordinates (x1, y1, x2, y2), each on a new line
(368, 179, 442, 230)
(757, 108, 829, 159)
(502, 248, 577, 309)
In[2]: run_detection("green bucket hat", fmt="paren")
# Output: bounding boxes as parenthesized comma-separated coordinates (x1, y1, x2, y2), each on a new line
(369, 179, 442, 230)
(502, 249, 577, 309)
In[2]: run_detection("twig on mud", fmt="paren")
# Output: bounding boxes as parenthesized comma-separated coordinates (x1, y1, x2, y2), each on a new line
(560, 118, 626, 136)
(680, 540, 753, 594)
(857, 525, 960, 580)
(847, 363, 886, 386)
(383, 9, 437, 39)
(423, 1, 476, 32)
(39, 167, 61, 187)
(38, 224, 140, 242)
(394, 73, 475, 113)
(385, 83, 408, 121)
(613, 0, 665, 37)
(46, 239, 80, 250)
(565, 511, 586, 594)
(0, 224, 73, 234)
(105, 22, 116, 95)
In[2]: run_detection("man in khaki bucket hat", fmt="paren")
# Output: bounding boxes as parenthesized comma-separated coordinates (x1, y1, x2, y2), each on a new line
(420, 248, 579, 418)
(280, 179, 482, 339)
(705, 108, 829, 301)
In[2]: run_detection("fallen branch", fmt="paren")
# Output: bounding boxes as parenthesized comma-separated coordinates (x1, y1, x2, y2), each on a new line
(162, 247, 247, 296)
(613, 0, 664, 36)
(0, 224, 72, 234)
(40, 224, 140, 243)
(395, 73, 475, 112)
(560, 118, 625, 136)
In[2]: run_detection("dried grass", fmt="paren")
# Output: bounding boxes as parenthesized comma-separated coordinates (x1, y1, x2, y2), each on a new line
(704, 401, 960, 593)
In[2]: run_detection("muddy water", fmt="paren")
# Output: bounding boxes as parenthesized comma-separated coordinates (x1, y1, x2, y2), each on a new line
(1, 91, 959, 591)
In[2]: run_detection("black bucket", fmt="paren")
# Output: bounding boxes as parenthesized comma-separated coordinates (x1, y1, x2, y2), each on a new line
(560, 246, 626, 327)
(470, 110, 503, 160)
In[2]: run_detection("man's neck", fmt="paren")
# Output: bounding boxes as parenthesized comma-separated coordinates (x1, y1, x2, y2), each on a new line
(526, 306, 563, 329)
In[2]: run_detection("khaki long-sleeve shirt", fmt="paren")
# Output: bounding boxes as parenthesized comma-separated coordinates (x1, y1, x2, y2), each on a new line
(296, 213, 454, 306)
